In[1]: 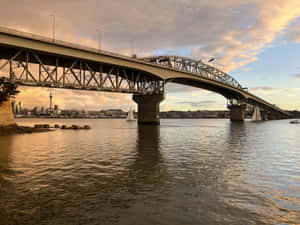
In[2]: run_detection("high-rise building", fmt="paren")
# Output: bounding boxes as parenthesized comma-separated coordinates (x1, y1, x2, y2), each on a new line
(49, 92, 53, 111)
(11, 101, 16, 114)
(18, 101, 22, 113)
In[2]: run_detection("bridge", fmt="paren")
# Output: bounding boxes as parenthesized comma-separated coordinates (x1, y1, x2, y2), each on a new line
(0, 27, 289, 125)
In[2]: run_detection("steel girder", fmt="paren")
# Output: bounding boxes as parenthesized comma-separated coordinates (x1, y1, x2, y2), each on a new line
(0, 50, 164, 95)
(141, 55, 242, 89)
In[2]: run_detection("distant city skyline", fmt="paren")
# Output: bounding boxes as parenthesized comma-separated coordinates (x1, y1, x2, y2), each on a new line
(1, 0, 300, 110)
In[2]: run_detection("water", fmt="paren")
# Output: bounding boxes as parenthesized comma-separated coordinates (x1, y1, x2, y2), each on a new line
(0, 119, 299, 225)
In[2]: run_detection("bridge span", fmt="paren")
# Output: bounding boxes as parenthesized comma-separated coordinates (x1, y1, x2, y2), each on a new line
(0, 27, 289, 124)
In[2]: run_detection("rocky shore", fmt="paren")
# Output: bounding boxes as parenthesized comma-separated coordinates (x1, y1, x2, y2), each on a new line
(0, 124, 52, 136)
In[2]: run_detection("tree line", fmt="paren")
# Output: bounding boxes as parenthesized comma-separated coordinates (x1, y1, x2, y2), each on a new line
(0, 78, 19, 104)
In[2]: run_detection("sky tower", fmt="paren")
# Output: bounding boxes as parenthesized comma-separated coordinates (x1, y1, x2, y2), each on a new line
(49, 92, 53, 111)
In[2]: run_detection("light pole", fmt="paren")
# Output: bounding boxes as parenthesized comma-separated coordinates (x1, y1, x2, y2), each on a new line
(96, 29, 102, 52)
(130, 40, 134, 57)
(50, 14, 56, 42)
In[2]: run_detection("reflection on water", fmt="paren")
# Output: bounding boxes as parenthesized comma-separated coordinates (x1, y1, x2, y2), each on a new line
(0, 119, 299, 225)
(129, 125, 167, 187)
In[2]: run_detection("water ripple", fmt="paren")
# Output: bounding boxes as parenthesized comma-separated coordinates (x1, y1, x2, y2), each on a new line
(0, 119, 299, 224)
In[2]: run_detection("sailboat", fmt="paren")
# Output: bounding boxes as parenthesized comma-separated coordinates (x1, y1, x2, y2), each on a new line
(127, 108, 136, 121)
(252, 106, 262, 121)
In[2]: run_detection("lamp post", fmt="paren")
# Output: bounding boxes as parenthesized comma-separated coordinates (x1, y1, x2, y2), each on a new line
(130, 40, 134, 57)
(50, 14, 56, 42)
(96, 29, 102, 52)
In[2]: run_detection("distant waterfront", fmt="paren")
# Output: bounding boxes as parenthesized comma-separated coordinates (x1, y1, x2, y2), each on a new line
(14, 110, 231, 119)
(13, 109, 300, 119)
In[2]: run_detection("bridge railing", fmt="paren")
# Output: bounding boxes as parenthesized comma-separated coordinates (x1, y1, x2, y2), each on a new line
(0, 26, 132, 61)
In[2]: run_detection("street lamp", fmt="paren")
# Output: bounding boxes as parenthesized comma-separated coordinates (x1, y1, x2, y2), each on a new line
(130, 40, 135, 57)
(96, 29, 102, 52)
(50, 14, 56, 42)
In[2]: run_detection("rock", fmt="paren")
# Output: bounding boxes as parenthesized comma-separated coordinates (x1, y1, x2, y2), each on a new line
(0, 125, 52, 136)
(71, 125, 79, 129)
(34, 124, 50, 128)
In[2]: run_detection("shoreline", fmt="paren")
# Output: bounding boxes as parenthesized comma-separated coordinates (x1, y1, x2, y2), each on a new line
(0, 124, 53, 136)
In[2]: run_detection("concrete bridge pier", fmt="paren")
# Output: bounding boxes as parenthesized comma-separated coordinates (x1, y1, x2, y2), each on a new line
(228, 104, 246, 122)
(0, 99, 16, 127)
(133, 94, 165, 125)
(260, 110, 268, 121)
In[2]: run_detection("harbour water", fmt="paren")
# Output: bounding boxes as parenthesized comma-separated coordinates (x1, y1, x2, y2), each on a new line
(0, 119, 299, 224)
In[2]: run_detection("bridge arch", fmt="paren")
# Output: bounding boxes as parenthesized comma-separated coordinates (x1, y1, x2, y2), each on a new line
(139, 55, 248, 101)
(141, 55, 242, 89)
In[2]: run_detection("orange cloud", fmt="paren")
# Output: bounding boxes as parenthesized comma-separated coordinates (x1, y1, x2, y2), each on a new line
(1, 0, 300, 110)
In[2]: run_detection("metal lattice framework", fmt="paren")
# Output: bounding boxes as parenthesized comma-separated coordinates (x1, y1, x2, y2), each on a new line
(141, 56, 242, 89)
(0, 50, 164, 95)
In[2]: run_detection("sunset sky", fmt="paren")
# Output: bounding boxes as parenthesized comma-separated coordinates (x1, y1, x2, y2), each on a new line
(1, 0, 300, 111)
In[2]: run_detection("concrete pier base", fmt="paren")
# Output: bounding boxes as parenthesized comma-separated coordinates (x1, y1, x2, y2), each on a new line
(0, 99, 16, 127)
(228, 104, 246, 122)
(133, 94, 165, 125)
(261, 110, 268, 121)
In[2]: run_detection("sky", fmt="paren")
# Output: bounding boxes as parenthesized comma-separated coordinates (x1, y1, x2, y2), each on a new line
(0, 0, 300, 111)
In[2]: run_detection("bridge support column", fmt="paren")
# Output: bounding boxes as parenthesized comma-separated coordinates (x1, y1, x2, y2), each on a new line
(0, 99, 16, 127)
(228, 104, 246, 122)
(133, 94, 165, 125)
(261, 111, 268, 121)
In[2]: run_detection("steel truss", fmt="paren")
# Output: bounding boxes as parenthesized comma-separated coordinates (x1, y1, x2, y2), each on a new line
(0, 50, 164, 95)
(142, 56, 242, 89)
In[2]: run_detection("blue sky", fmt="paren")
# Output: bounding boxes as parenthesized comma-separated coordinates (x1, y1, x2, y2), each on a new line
(0, 0, 300, 111)
(161, 37, 300, 111)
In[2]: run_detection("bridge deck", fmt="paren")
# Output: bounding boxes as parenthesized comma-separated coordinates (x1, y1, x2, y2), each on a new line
(0, 26, 289, 117)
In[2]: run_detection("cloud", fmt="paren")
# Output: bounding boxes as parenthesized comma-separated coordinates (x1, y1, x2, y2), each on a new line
(286, 20, 300, 43)
(2, 1, 300, 60)
(250, 86, 277, 92)
(291, 73, 300, 79)
(165, 83, 209, 93)
(15, 86, 133, 110)
(176, 100, 217, 108)
(249, 86, 300, 98)
(282, 88, 300, 97)
(191, 1, 300, 71)
(1, 0, 300, 110)
(249, 86, 280, 96)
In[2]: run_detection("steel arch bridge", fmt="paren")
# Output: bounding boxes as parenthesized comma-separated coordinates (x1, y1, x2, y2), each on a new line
(0, 26, 289, 122)
(141, 55, 242, 89)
